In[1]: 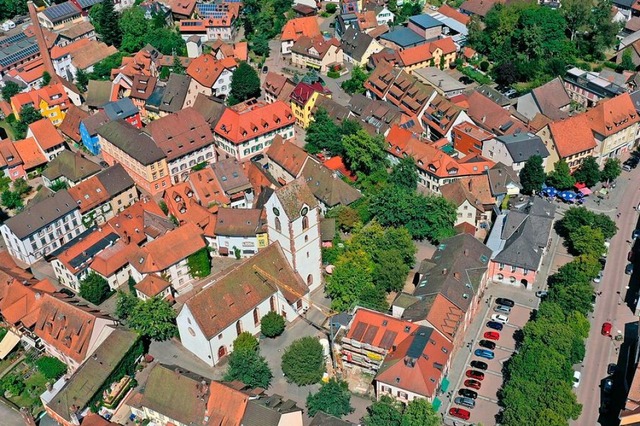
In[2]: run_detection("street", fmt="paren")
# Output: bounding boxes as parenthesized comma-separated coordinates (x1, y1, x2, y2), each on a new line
(0, 401, 24, 426)
(573, 162, 640, 425)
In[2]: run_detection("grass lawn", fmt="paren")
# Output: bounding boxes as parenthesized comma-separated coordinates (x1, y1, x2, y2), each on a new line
(4, 366, 49, 416)
(0, 120, 15, 140)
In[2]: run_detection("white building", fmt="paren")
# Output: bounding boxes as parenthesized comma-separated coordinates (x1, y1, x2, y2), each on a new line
(177, 243, 310, 366)
(481, 133, 550, 174)
(0, 191, 85, 265)
(265, 177, 322, 292)
(213, 208, 264, 258)
(376, 7, 395, 25)
(186, 55, 236, 99)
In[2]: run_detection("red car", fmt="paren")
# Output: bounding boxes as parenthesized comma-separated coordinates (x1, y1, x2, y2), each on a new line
(466, 370, 485, 380)
(449, 407, 471, 421)
(602, 322, 612, 336)
(484, 331, 500, 340)
(464, 379, 482, 390)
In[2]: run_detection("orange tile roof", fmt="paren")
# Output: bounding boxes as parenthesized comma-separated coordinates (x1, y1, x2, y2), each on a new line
(28, 119, 65, 150)
(346, 307, 419, 348)
(323, 156, 355, 181)
(585, 93, 640, 137)
(187, 55, 237, 88)
(135, 275, 171, 298)
(355, 10, 378, 31)
(266, 135, 309, 177)
(66, 177, 110, 214)
(90, 240, 139, 278)
(11, 83, 70, 112)
(55, 227, 119, 274)
(0, 139, 23, 169)
(187, 168, 230, 211)
(106, 200, 168, 245)
(130, 222, 206, 273)
(397, 38, 457, 67)
(50, 38, 92, 60)
(280, 16, 321, 42)
(163, 183, 218, 234)
(6, 57, 46, 85)
(58, 104, 89, 142)
(214, 100, 295, 145)
(13, 137, 47, 170)
(425, 293, 464, 340)
(438, 4, 470, 24)
(167, 0, 197, 16)
(0, 278, 56, 328)
(205, 381, 248, 426)
(466, 91, 528, 135)
(547, 114, 597, 158)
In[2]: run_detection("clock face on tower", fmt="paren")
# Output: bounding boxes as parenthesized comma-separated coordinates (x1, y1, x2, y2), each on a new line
(301, 206, 309, 216)
(272, 207, 280, 216)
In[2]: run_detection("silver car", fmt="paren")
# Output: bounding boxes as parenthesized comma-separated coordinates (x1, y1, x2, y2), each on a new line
(454, 396, 476, 409)
(494, 305, 511, 314)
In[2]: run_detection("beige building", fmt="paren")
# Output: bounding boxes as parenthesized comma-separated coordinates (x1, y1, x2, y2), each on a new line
(536, 114, 597, 172)
(291, 36, 344, 73)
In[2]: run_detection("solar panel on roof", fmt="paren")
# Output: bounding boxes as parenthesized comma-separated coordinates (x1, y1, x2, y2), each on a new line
(44, 1, 80, 22)
(0, 44, 39, 67)
(68, 233, 119, 269)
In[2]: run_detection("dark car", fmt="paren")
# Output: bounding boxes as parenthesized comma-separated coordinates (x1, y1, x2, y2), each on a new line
(99, 161, 109, 168)
(608, 363, 617, 375)
(464, 379, 482, 389)
(250, 154, 264, 162)
(479, 339, 496, 350)
(486, 321, 504, 331)
(470, 360, 488, 370)
(495, 298, 515, 307)
(466, 370, 485, 380)
(458, 388, 478, 399)
(633, 229, 640, 240)
(449, 408, 470, 420)
(603, 378, 613, 394)
(262, 65, 268, 74)
(454, 396, 476, 409)
(626, 263, 634, 275)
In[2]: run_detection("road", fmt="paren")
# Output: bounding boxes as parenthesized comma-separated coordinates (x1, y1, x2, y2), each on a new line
(0, 401, 25, 426)
(574, 163, 640, 425)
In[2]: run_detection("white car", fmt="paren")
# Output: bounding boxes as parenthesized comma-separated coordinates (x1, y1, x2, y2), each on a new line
(573, 371, 581, 388)
(491, 314, 509, 324)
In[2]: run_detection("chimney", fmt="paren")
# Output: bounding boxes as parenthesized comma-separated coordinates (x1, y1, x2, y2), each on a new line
(45, 382, 52, 392)
(28, 2, 58, 85)
(442, 268, 447, 275)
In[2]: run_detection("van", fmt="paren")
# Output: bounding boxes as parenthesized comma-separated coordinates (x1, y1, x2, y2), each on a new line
(602, 241, 610, 258)
(494, 305, 511, 314)
(454, 396, 476, 409)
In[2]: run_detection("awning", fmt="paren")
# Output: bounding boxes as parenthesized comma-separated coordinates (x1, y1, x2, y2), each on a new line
(0, 330, 21, 359)
(306, 62, 321, 70)
(432, 397, 442, 411)
(440, 376, 450, 392)
(579, 187, 592, 196)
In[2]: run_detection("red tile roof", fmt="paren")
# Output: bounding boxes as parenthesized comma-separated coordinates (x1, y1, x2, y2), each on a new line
(345, 307, 419, 349)
(67, 176, 110, 214)
(135, 275, 171, 298)
(0, 139, 23, 169)
(90, 240, 139, 278)
(466, 91, 528, 135)
(546, 114, 597, 158)
(106, 200, 169, 245)
(280, 17, 321, 42)
(214, 100, 294, 145)
(438, 4, 470, 24)
(585, 93, 640, 137)
(13, 137, 47, 170)
(205, 381, 248, 426)
(146, 107, 214, 161)
(187, 55, 237, 88)
(187, 168, 230, 211)
(398, 38, 456, 67)
(11, 83, 70, 112)
(58, 104, 89, 142)
(167, 0, 197, 16)
(290, 81, 331, 106)
(6, 57, 46, 85)
(0, 278, 56, 328)
(266, 135, 309, 177)
(28, 119, 65, 150)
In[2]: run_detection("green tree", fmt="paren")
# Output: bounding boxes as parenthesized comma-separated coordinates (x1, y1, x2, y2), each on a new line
(36, 356, 68, 380)
(145, 28, 187, 56)
(229, 62, 261, 105)
(79, 272, 111, 305)
(389, 156, 418, 191)
(305, 108, 343, 155)
(115, 291, 139, 320)
(326, 249, 374, 310)
(546, 160, 575, 190)
(127, 297, 178, 341)
(171, 56, 186, 75)
(12, 177, 30, 196)
(281, 336, 325, 385)
(326, 3, 337, 13)
(41, 71, 51, 87)
(620, 49, 636, 71)
(187, 248, 211, 278)
(328, 205, 361, 232)
(373, 249, 409, 293)
(251, 33, 271, 57)
(89, 52, 127, 80)
(225, 347, 272, 388)
(1, 81, 20, 102)
(569, 226, 605, 257)
(559, 207, 617, 240)
(158, 200, 169, 215)
(75, 69, 89, 92)
(14, 105, 43, 138)
(601, 158, 621, 182)
(120, 8, 149, 52)
(260, 311, 285, 338)
(520, 155, 546, 194)
(364, 396, 402, 426)
(342, 129, 388, 176)
(572, 156, 600, 187)
(233, 332, 259, 352)
(341, 66, 369, 95)
(1, 374, 25, 396)
(1, 191, 22, 210)
(561, 0, 591, 41)
(89, 3, 104, 35)
(401, 399, 440, 426)
(306, 379, 353, 418)
(50, 180, 68, 192)
(96, 0, 121, 47)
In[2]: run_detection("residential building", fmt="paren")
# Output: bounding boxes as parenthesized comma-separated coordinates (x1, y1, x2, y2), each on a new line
(210, 158, 254, 208)
(56, 21, 96, 46)
(313, 95, 352, 125)
(407, 14, 443, 39)
(291, 36, 344, 73)
(214, 100, 295, 161)
(146, 107, 216, 183)
(166, 0, 197, 19)
(42, 328, 140, 426)
(466, 91, 528, 136)
(50, 38, 117, 81)
(178, 4, 239, 42)
(380, 26, 426, 50)
(1, 190, 85, 265)
(129, 222, 206, 294)
(266, 136, 310, 184)
(265, 178, 322, 292)
(209, 39, 249, 62)
(155, 73, 192, 115)
(486, 198, 555, 289)
(0, 32, 41, 75)
(102, 98, 142, 129)
(563, 67, 626, 108)
(301, 160, 362, 212)
(11, 83, 70, 126)
(536, 114, 598, 172)
(79, 111, 111, 155)
(97, 120, 171, 195)
(41, 150, 101, 188)
(12, 136, 47, 175)
(242, 394, 304, 426)
(34, 294, 117, 371)
(440, 177, 494, 234)
(397, 38, 457, 73)
(58, 104, 89, 144)
(37, 2, 83, 30)
(263, 72, 296, 104)
(422, 94, 470, 140)
(516, 77, 571, 121)
(290, 81, 332, 128)
(451, 122, 494, 157)
(213, 208, 265, 257)
(186, 55, 236, 99)
(585, 93, 640, 163)
(0, 139, 26, 180)
(341, 27, 384, 66)
(413, 67, 466, 98)
(280, 17, 321, 54)
(163, 182, 218, 245)
(177, 243, 310, 366)
(134, 275, 172, 301)
(348, 94, 401, 135)
(487, 163, 521, 204)
(26, 119, 67, 161)
(86, 80, 112, 109)
(481, 133, 550, 173)
(459, 0, 502, 18)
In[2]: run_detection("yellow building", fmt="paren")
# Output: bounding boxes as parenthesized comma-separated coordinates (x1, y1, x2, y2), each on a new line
(290, 81, 332, 128)
(11, 83, 69, 126)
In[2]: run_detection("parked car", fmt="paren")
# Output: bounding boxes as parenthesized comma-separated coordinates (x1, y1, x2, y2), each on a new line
(608, 363, 617, 375)
(633, 229, 640, 240)
(626, 263, 634, 275)
(623, 164, 632, 172)
(535, 290, 548, 298)
(486, 321, 504, 331)
(250, 154, 264, 162)
(99, 160, 109, 168)
(494, 305, 511, 314)
(262, 65, 268, 74)
(479, 340, 496, 350)
(470, 361, 487, 371)
(466, 370, 485, 380)
(464, 379, 482, 389)
(491, 314, 509, 324)
(594, 270, 603, 283)
(454, 396, 476, 409)
(458, 388, 478, 399)
(483, 331, 500, 341)
(602, 322, 612, 336)
(474, 349, 495, 359)
(449, 408, 470, 421)
(573, 371, 581, 388)
(495, 298, 515, 307)
(629, 251, 634, 262)
(603, 378, 613, 394)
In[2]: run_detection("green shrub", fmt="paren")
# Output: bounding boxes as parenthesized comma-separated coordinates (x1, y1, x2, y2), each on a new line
(260, 312, 285, 338)
(36, 356, 68, 380)
(327, 70, 340, 78)
(326, 3, 337, 13)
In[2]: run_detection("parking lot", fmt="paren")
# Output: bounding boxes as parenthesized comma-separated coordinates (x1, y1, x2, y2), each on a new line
(445, 289, 535, 425)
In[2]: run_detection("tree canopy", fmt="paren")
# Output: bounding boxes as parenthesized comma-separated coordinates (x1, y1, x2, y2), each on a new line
(573, 156, 600, 187)
(342, 130, 388, 176)
(1, 81, 20, 102)
(260, 312, 285, 338)
(306, 379, 353, 418)
(241, 0, 292, 56)
(389, 156, 418, 191)
(601, 158, 621, 182)
(558, 206, 617, 240)
(127, 296, 178, 341)
(225, 335, 272, 388)
(281, 337, 326, 385)
(546, 160, 575, 190)
(341, 66, 369, 95)
(520, 155, 545, 194)
(79, 272, 111, 305)
(229, 62, 261, 105)
(305, 108, 343, 155)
